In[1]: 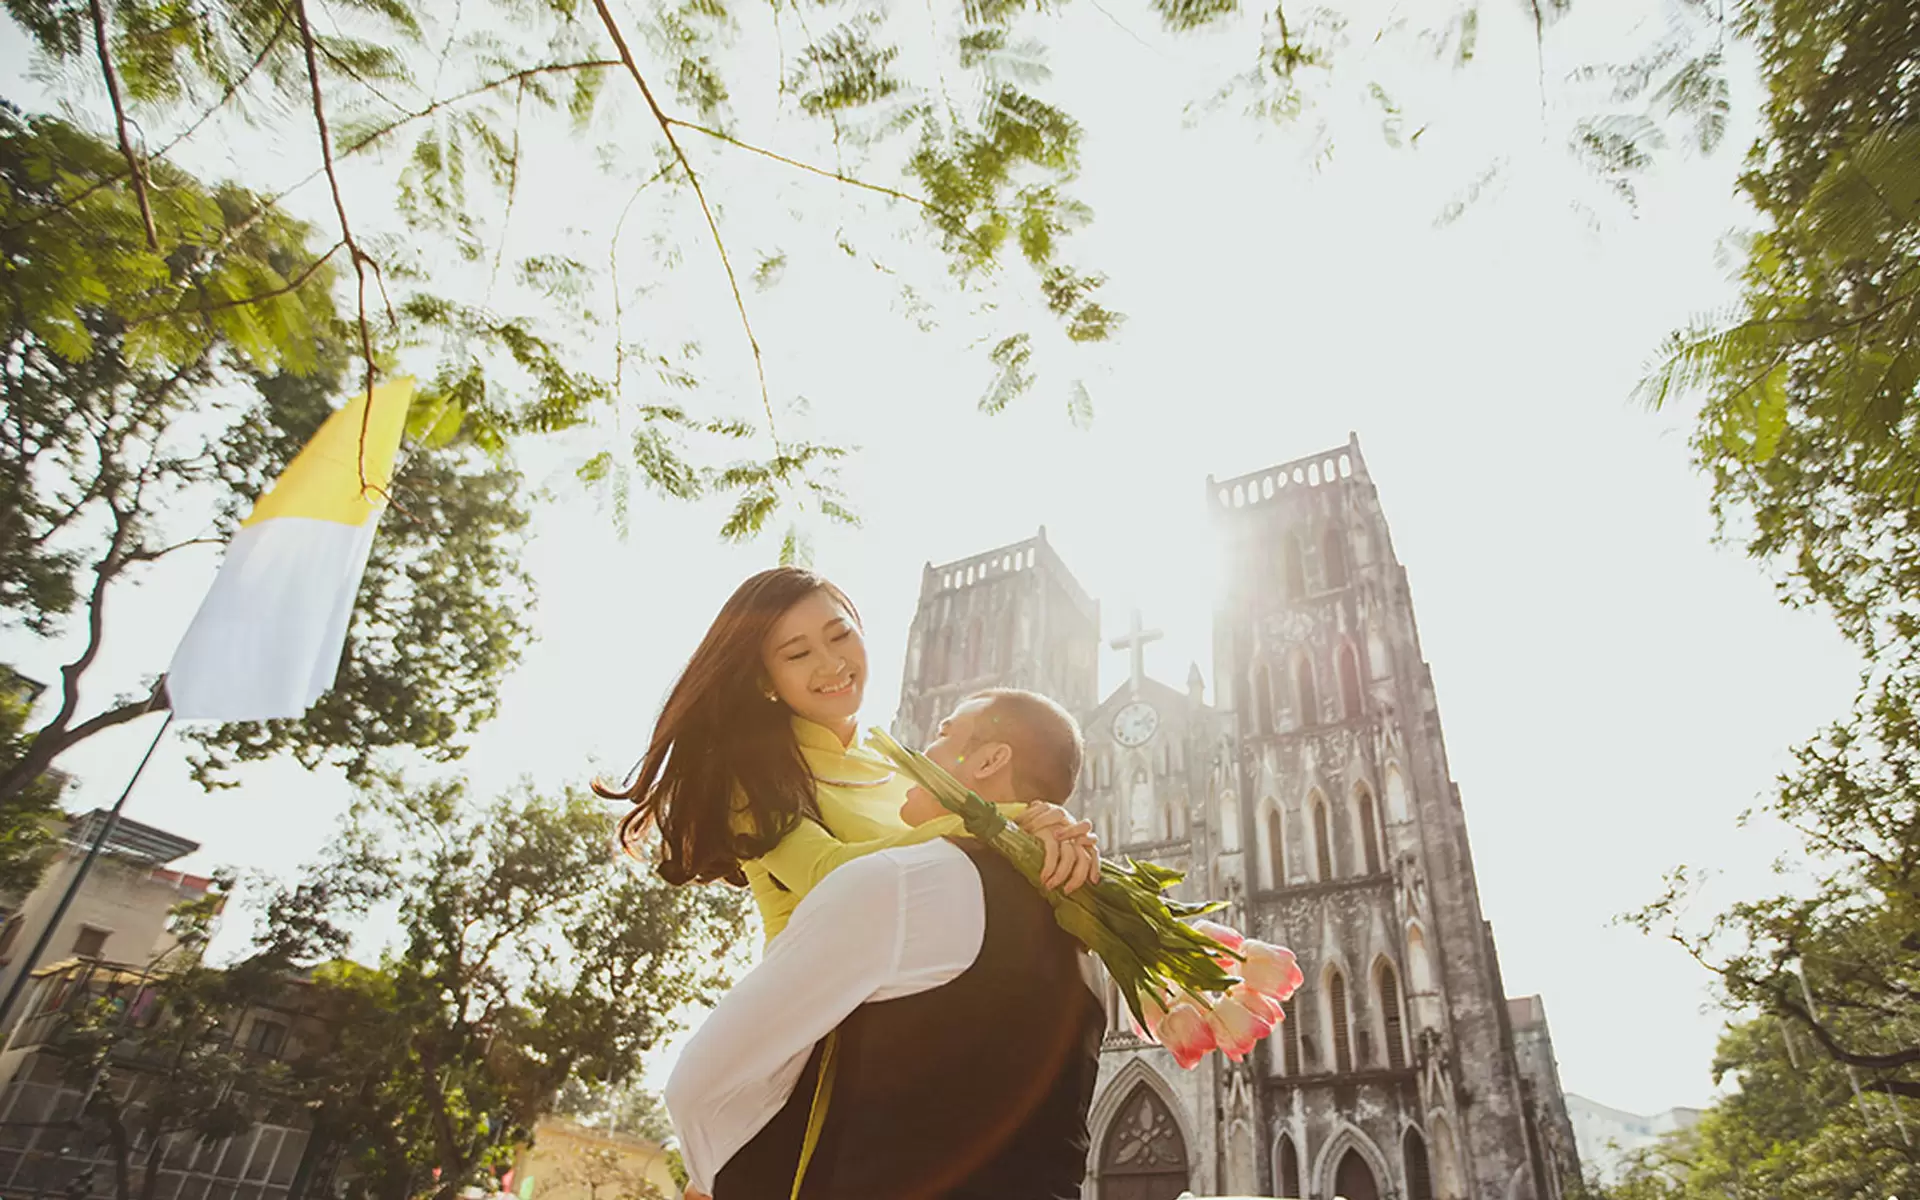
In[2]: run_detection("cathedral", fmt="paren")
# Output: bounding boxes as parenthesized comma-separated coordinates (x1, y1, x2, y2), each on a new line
(890, 438, 1582, 1200)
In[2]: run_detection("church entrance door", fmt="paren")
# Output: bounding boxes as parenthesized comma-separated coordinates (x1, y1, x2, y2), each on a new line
(1097, 1084, 1188, 1200)
(1333, 1148, 1381, 1200)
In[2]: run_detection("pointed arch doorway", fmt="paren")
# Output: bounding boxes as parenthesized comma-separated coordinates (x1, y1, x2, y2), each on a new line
(1333, 1147, 1381, 1200)
(1097, 1083, 1189, 1200)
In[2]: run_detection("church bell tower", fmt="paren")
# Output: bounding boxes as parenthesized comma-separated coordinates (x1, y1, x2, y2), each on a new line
(891, 528, 1100, 749)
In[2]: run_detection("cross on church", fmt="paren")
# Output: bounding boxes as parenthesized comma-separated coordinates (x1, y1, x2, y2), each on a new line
(1110, 610, 1164, 694)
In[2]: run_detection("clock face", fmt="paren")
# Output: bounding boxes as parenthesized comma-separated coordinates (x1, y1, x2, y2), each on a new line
(1112, 701, 1160, 748)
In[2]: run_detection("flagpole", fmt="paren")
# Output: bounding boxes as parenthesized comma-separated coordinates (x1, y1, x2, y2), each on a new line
(0, 707, 174, 1037)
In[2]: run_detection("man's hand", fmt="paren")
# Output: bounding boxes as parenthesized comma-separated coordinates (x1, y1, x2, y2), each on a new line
(683, 1189, 712, 1200)
(1014, 802, 1102, 893)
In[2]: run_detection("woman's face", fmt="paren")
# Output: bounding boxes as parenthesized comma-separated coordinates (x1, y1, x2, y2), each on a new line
(761, 588, 867, 732)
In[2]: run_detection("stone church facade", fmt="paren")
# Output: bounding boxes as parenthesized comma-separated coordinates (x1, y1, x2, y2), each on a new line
(891, 438, 1580, 1200)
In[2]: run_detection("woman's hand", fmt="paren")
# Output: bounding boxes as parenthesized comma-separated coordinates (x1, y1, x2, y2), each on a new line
(1014, 802, 1102, 893)
(900, 785, 948, 827)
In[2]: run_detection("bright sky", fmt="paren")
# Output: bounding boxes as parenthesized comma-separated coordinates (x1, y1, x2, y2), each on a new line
(2, 0, 1858, 1119)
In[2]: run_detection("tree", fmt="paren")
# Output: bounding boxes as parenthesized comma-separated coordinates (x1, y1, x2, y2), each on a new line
(1614, 0, 1920, 1184)
(1586, 1014, 1919, 1200)
(0, 676, 67, 899)
(550, 1079, 675, 1145)
(278, 781, 749, 1200)
(28, 781, 746, 1200)
(548, 1145, 668, 1200)
(34, 879, 315, 1200)
(0, 106, 536, 806)
(4, 0, 1678, 559)
(1624, 0, 1920, 1079)
(1639, 0, 1920, 660)
(1626, 668, 1920, 1176)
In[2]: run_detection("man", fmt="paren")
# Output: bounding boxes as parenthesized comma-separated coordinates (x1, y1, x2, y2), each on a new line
(666, 688, 1106, 1199)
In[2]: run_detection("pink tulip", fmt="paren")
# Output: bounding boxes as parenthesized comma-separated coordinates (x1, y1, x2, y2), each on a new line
(1207, 992, 1276, 1062)
(1157, 1001, 1217, 1070)
(1191, 919, 1246, 953)
(1241, 941, 1305, 1001)
(1133, 993, 1169, 1039)
(1229, 984, 1283, 1025)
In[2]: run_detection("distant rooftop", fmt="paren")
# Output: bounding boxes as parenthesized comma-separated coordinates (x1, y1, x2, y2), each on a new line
(1207, 435, 1370, 513)
(63, 810, 199, 866)
(1, 665, 45, 706)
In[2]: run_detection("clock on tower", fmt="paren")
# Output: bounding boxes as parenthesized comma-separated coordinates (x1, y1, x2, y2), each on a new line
(1113, 701, 1159, 747)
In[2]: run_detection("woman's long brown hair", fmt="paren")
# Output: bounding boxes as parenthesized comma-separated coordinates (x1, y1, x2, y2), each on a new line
(597, 567, 858, 886)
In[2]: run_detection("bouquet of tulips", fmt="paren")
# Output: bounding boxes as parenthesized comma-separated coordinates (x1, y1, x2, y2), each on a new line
(868, 730, 1306, 1070)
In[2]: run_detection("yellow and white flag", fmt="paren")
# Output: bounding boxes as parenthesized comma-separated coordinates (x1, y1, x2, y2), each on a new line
(167, 378, 415, 721)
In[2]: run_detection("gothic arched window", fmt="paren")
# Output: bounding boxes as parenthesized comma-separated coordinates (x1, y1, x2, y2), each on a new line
(1281, 995, 1301, 1075)
(1266, 807, 1285, 889)
(1356, 784, 1382, 874)
(1282, 534, 1307, 600)
(1407, 924, 1436, 1001)
(1338, 643, 1364, 720)
(1323, 525, 1349, 589)
(1277, 1134, 1302, 1197)
(1253, 664, 1274, 735)
(931, 628, 953, 686)
(1312, 796, 1334, 881)
(1378, 960, 1408, 1069)
(1404, 1128, 1435, 1200)
(964, 617, 984, 678)
(1328, 968, 1353, 1073)
(1294, 655, 1318, 727)
(1385, 763, 1411, 823)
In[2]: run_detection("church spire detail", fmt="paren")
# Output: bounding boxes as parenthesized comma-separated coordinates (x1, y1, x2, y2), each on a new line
(1110, 609, 1164, 696)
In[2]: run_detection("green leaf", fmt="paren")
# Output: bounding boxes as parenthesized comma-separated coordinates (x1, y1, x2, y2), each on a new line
(1066, 380, 1094, 430)
(1751, 364, 1788, 463)
(979, 333, 1034, 414)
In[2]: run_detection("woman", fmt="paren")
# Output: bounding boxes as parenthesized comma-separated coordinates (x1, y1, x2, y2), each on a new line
(600, 566, 1097, 940)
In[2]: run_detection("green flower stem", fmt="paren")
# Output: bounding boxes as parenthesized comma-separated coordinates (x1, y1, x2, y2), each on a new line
(867, 729, 1244, 1033)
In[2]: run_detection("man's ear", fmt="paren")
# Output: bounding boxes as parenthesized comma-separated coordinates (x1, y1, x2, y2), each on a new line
(969, 741, 1015, 781)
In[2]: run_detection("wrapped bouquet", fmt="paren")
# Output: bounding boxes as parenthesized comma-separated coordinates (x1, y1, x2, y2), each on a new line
(869, 729, 1306, 1069)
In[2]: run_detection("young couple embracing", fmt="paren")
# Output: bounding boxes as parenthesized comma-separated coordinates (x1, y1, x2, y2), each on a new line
(602, 567, 1110, 1200)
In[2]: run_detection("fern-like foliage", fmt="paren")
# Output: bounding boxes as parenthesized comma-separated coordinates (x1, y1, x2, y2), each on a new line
(1641, 0, 1920, 657)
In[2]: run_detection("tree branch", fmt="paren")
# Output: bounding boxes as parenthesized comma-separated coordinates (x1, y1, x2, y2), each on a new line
(127, 241, 346, 328)
(1772, 983, 1920, 1071)
(155, 60, 624, 279)
(88, 0, 160, 250)
(665, 117, 997, 263)
(589, 0, 779, 450)
(609, 161, 685, 392)
(1861, 1078, 1920, 1100)
(124, 536, 225, 566)
(292, 0, 381, 492)
(5, 9, 293, 237)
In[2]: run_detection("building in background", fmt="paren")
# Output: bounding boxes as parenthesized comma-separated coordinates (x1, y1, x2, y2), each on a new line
(0, 812, 216, 1040)
(512, 1118, 678, 1200)
(0, 956, 334, 1200)
(892, 438, 1581, 1200)
(1564, 1094, 1703, 1183)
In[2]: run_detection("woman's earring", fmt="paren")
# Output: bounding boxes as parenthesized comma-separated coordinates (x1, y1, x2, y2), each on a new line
(763, 688, 779, 703)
